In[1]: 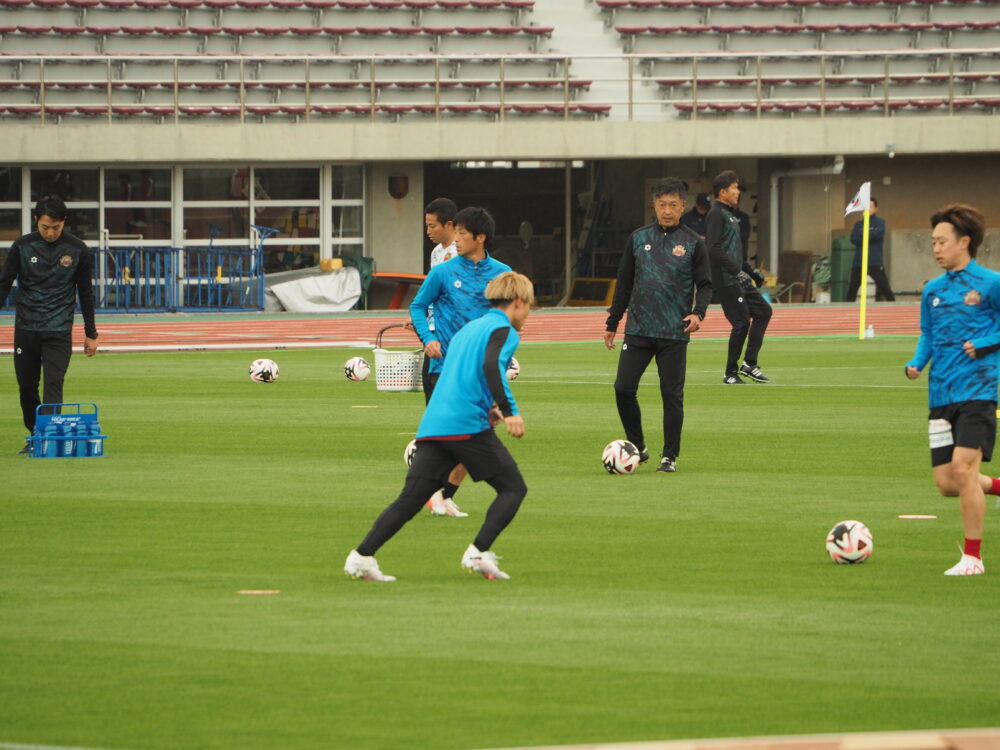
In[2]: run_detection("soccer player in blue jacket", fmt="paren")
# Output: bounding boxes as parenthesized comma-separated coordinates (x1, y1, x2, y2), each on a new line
(905, 204, 1000, 576)
(409, 207, 511, 517)
(345, 272, 533, 582)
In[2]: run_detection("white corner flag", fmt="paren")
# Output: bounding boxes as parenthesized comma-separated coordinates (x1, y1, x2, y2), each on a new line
(845, 181, 871, 216)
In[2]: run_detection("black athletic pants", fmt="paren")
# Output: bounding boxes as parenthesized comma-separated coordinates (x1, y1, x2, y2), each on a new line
(846, 265, 895, 303)
(13, 328, 73, 432)
(356, 432, 527, 556)
(718, 284, 772, 377)
(613, 334, 687, 460)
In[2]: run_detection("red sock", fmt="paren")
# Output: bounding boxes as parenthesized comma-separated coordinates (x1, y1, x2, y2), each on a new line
(964, 538, 982, 559)
(989, 477, 1000, 495)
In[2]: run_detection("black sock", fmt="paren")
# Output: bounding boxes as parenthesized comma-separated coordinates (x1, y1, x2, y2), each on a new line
(441, 481, 460, 500)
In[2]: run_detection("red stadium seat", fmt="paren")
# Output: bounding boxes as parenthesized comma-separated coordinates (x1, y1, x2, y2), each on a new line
(291, 25, 324, 33)
(312, 104, 348, 113)
(271, 0, 304, 7)
(76, 105, 109, 115)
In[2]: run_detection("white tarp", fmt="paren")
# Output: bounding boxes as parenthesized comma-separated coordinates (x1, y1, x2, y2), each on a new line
(266, 267, 361, 313)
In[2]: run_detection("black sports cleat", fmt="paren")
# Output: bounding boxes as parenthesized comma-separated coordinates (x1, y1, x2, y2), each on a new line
(656, 456, 677, 473)
(18, 440, 31, 455)
(638, 447, 650, 464)
(723, 375, 744, 385)
(739, 363, 770, 383)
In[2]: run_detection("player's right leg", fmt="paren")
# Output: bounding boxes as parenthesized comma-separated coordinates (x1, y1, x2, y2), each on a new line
(13, 329, 43, 444)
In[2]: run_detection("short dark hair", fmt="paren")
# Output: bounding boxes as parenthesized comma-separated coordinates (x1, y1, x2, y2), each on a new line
(424, 197, 457, 225)
(454, 206, 494, 245)
(712, 170, 740, 197)
(931, 203, 986, 258)
(870, 196, 878, 208)
(651, 178, 687, 202)
(33, 196, 68, 222)
(695, 192, 711, 210)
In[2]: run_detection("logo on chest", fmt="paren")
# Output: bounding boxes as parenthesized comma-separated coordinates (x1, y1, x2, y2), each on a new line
(672, 244, 687, 257)
(59, 255, 73, 268)
(453, 280, 462, 289)
(964, 289, 982, 306)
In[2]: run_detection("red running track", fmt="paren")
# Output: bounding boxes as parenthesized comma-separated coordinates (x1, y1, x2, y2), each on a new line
(0, 304, 920, 353)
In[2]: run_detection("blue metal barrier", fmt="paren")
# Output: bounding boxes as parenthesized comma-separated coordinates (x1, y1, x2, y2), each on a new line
(1, 244, 265, 314)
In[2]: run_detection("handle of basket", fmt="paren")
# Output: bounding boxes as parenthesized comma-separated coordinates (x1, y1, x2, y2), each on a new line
(375, 322, 418, 349)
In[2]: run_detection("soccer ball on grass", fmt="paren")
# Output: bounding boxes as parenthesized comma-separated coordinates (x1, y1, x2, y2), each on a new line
(602, 439, 641, 475)
(506, 357, 520, 381)
(249, 358, 280, 383)
(404, 439, 417, 467)
(344, 356, 371, 382)
(825, 520, 873, 564)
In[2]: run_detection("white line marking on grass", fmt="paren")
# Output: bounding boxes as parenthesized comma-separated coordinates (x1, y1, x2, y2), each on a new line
(0, 742, 138, 750)
(898, 514, 938, 519)
(351, 405, 378, 408)
(237, 589, 281, 594)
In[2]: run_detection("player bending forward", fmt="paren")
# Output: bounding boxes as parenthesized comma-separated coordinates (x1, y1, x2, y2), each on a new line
(345, 271, 533, 581)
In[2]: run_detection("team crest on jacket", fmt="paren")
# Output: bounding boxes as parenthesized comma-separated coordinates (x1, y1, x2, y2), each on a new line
(964, 289, 982, 306)
(672, 245, 686, 257)
(59, 255, 73, 267)
(453, 280, 462, 288)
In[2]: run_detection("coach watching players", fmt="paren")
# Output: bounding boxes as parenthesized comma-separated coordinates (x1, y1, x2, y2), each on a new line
(0, 196, 98, 454)
(707, 170, 772, 385)
(604, 177, 713, 474)
(905, 204, 1000, 576)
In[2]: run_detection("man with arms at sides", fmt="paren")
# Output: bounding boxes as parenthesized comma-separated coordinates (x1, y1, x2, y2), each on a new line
(707, 170, 772, 385)
(0, 196, 98, 454)
(847, 197, 895, 303)
(604, 177, 713, 474)
(346, 272, 533, 582)
(409, 206, 512, 517)
(905, 204, 1000, 576)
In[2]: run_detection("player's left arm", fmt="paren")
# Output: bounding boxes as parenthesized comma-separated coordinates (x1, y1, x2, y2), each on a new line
(483, 326, 519, 419)
(690, 239, 713, 322)
(74, 244, 99, 356)
(964, 274, 1000, 358)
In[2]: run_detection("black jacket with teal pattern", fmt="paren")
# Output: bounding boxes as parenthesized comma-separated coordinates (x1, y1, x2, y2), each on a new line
(605, 222, 713, 341)
(0, 231, 98, 338)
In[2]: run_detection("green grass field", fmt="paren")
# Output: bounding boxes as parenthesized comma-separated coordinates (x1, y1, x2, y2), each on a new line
(1, 336, 997, 750)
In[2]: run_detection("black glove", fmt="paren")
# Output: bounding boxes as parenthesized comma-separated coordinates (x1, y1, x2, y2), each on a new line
(736, 271, 755, 292)
(750, 269, 765, 288)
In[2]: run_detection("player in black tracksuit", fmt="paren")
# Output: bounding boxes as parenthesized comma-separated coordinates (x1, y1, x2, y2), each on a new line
(604, 178, 713, 473)
(0, 197, 99, 452)
(707, 171, 772, 385)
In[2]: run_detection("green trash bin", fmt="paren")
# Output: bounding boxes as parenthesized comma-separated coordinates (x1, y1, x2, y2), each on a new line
(830, 236, 856, 302)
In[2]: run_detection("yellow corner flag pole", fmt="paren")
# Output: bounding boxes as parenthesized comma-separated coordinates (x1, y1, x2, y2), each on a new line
(845, 180, 872, 340)
(858, 207, 870, 340)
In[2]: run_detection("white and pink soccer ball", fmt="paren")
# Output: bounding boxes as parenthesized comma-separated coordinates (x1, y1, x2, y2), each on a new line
(344, 356, 371, 382)
(249, 358, 280, 383)
(506, 357, 520, 381)
(825, 520, 873, 564)
(602, 439, 641, 475)
(404, 439, 417, 467)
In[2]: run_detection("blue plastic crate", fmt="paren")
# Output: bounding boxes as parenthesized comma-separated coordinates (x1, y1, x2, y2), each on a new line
(28, 402, 106, 459)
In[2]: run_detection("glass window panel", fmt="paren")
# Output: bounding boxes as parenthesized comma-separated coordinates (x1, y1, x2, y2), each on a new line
(331, 205, 363, 238)
(255, 206, 320, 239)
(104, 169, 170, 202)
(64, 209, 100, 241)
(0, 208, 21, 241)
(30, 169, 99, 202)
(184, 168, 250, 201)
(263, 244, 318, 274)
(0, 168, 21, 202)
(106, 207, 172, 240)
(331, 165, 363, 200)
(254, 168, 319, 200)
(184, 206, 250, 240)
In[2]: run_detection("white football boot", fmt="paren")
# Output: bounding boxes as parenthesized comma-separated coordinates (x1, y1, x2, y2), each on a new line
(427, 490, 468, 517)
(344, 550, 396, 582)
(461, 544, 510, 580)
(943, 554, 985, 576)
